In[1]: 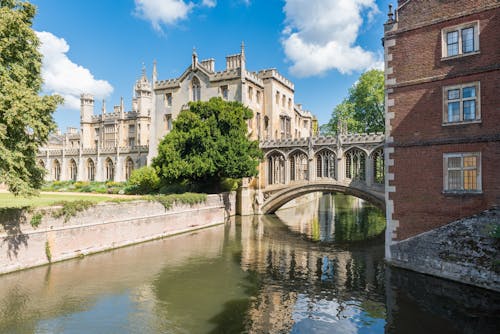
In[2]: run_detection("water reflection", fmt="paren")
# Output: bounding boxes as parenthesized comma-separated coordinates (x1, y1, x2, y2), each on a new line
(0, 194, 498, 333)
(275, 193, 386, 243)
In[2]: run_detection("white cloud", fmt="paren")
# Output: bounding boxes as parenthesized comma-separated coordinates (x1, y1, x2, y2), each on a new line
(36, 31, 113, 110)
(202, 0, 216, 7)
(134, 0, 194, 31)
(282, 0, 382, 77)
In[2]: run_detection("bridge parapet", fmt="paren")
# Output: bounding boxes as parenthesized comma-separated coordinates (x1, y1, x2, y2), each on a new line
(255, 134, 386, 213)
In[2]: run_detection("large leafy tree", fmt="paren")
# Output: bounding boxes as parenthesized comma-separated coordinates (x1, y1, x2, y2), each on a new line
(323, 69, 384, 135)
(153, 97, 262, 189)
(0, 0, 62, 195)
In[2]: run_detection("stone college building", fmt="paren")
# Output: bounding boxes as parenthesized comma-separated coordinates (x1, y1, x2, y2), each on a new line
(38, 44, 316, 182)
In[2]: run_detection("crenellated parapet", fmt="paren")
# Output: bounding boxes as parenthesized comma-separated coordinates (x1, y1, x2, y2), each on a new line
(260, 134, 385, 150)
(258, 69, 295, 90)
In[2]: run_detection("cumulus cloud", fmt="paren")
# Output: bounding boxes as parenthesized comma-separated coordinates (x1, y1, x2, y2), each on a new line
(282, 0, 382, 77)
(134, 0, 194, 31)
(202, 0, 216, 7)
(36, 31, 113, 110)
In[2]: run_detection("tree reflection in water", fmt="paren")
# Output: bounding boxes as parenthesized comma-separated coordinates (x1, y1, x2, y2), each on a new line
(0, 193, 498, 333)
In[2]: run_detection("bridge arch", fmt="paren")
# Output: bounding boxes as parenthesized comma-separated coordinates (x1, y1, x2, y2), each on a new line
(261, 181, 385, 214)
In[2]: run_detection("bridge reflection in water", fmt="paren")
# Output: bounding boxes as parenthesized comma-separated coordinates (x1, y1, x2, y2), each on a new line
(0, 193, 498, 333)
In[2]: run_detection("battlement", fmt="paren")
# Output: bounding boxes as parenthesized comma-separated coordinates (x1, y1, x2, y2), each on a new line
(244, 70, 264, 86)
(156, 78, 180, 89)
(258, 69, 294, 90)
(260, 134, 385, 149)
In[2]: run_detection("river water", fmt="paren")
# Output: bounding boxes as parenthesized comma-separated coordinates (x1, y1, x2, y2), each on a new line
(0, 193, 498, 333)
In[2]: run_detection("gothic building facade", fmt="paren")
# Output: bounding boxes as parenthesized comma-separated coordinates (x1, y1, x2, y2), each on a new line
(38, 45, 317, 182)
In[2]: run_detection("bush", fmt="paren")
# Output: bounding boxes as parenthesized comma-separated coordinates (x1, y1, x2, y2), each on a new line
(147, 193, 207, 210)
(126, 167, 160, 194)
(220, 178, 241, 192)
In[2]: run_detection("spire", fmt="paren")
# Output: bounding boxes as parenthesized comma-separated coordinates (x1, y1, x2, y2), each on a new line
(387, 4, 394, 23)
(240, 41, 246, 75)
(192, 47, 198, 69)
(141, 62, 146, 79)
(152, 59, 157, 83)
(120, 97, 125, 115)
(101, 99, 106, 114)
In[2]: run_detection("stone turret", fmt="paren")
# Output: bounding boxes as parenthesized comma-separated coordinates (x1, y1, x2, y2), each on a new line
(135, 65, 152, 117)
(80, 93, 94, 123)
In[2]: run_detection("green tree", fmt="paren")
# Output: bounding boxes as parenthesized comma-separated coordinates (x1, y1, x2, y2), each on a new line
(153, 97, 262, 191)
(0, 0, 62, 195)
(323, 69, 384, 135)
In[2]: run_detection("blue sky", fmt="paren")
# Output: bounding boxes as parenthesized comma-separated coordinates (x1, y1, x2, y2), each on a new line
(31, 0, 391, 131)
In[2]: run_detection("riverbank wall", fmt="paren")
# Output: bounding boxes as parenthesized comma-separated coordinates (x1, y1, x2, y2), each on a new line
(0, 193, 235, 275)
(388, 209, 500, 292)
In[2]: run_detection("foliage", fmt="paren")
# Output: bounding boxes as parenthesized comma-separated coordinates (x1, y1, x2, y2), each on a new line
(51, 200, 96, 223)
(0, 192, 114, 208)
(41, 181, 127, 194)
(30, 212, 42, 228)
(488, 222, 500, 239)
(0, 0, 63, 195)
(323, 70, 384, 135)
(126, 166, 161, 194)
(146, 193, 207, 210)
(153, 98, 262, 191)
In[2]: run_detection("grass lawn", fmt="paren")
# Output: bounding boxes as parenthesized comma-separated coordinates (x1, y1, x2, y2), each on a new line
(0, 193, 116, 209)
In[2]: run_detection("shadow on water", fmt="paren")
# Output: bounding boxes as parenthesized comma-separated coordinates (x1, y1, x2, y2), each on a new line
(0, 193, 498, 333)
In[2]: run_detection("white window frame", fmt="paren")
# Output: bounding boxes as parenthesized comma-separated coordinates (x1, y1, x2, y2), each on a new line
(443, 152, 482, 193)
(442, 82, 480, 125)
(441, 21, 479, 59)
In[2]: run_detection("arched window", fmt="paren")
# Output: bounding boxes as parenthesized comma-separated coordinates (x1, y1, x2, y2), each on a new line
(345, 148, 366, 180)
(125, 157, 134, 180)
(69, 159, 77, 181)
(268, 152, 285, 185)
(38, 160, 45, 169)
(372, 148, 384, 184)
(53, 160, 61, 181)
(105, 158, 114, 181)
(87, 159, 95, 181)
(191, 77, 201, 101)
(290, 151, 308, 181)
(316, 150, 336, 179)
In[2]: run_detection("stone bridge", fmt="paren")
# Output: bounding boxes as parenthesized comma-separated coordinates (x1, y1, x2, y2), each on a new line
(255, 133, 385, 214)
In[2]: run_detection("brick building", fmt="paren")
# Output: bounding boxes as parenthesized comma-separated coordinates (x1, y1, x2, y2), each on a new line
(383, 0, 500, 255)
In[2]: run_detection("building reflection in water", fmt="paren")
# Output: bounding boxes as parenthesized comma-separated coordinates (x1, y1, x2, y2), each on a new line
(275, 192, 386, 243)
(0, 193, 498, 333)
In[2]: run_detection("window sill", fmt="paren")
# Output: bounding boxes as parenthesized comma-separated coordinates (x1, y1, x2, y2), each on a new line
(441, 50, 480, 61)
(442, 120, 482, 127)
(442, 191, 483, 197)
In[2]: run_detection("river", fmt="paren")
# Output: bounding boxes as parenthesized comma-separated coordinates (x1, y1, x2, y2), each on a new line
(0, 193, 498, 333)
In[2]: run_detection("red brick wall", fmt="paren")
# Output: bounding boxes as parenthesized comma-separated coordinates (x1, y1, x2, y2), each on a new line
(386, 3, 500, 240)
(390, 72, 500, 144)
(388, 8, 500, 86)
(389, 142, 500, 240)
(396, 0, 499, 29)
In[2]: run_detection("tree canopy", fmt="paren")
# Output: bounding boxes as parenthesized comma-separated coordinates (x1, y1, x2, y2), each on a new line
(322, 69, 384, 135)
(0, 0, 62, 195)
(153, 98, 262, 189)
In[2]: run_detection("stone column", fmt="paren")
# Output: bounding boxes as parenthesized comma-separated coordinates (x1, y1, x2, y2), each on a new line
(365, 154, 373, 187)
(237, 177, 254, 215)
(337, 151, 346, 183)
(284, 158, 290, 184)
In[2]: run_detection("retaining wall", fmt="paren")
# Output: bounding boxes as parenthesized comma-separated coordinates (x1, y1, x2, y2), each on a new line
(0, 192, 236, 275)
(389, 209, 500, 292)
